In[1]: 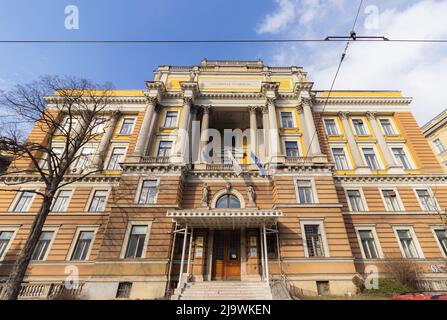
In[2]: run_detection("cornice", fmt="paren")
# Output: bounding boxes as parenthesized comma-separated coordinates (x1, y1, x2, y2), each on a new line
(314, 97, 412, 105)
(334, 174, 447, 183)
(1, 174, 122, 184)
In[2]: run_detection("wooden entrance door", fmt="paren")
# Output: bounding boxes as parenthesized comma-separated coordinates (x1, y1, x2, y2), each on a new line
(212, 230, 241, 280)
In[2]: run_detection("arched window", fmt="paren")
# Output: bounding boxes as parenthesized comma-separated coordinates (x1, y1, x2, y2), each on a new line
(216, 194, 241, 209)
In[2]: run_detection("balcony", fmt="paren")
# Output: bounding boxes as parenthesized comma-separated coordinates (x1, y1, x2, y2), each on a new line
(0, 282, 84, 300)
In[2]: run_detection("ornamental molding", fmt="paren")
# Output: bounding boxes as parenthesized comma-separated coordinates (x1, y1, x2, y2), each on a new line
(1, 174, 122, 185)
(334, 174, 447, 184)
(314, 97, 412, 105)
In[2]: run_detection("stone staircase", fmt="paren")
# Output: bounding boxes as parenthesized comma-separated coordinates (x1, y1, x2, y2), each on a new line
(172, 281, 273, 300)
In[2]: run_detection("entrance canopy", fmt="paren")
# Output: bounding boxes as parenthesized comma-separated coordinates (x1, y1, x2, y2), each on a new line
(167, 209, 282, 229)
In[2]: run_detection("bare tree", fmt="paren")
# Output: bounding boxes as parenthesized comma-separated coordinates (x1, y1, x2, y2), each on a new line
(0, 75, 113, 300)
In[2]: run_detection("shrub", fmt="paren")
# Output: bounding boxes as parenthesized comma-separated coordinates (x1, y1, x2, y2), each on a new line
(363, 278, 409, 297)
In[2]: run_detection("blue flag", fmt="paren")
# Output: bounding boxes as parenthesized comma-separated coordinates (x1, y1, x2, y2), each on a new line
(250, 152, 267, 177)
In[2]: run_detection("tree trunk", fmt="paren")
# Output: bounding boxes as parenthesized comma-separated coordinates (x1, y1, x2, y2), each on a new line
(1, 194, 54, 300)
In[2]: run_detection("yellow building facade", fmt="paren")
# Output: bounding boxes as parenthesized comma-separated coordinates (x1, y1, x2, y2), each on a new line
(422, 109, 447, 170)
(0, 60, 446, 300)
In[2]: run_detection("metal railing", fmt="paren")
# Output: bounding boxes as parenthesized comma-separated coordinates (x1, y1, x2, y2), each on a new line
(0, 282, 84, 300)
(140, 156, 171, 164)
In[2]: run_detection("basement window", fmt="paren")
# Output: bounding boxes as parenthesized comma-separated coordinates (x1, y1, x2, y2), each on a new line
(116, 282, 132, 299)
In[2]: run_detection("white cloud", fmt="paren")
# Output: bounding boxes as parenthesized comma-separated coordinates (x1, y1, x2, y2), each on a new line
(258, 0, 447, 125)
(256, 0, 297, 34)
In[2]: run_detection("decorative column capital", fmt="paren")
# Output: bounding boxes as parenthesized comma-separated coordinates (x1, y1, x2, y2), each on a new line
(248, 106, 258, 114)
(260, 106, 268, 115)
(338, 111, 350, 120)
(145, 96, 158, 105)
(300, 96, 313, 106)
(296, 104, 304, 114)
(202, 105, 211, 114)
(111, 110, 121, 119)
(183, 96, 194, 106)
(265, 96, 276, 107)
(366, 111, 378, 120)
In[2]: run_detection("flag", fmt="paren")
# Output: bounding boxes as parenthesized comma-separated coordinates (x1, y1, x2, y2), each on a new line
(227, 149, 243, 176)
(250, 152, 267, 177)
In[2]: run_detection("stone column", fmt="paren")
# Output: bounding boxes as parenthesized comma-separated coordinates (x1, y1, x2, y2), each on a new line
(206, 229, 214, 281)
(297, 104, 309, 156)
(199, 106, 210, 163)
(301, 97, 322, 156)
(366, 112, 403, 173)
(267, 98, 284, 163)
(144, 105, 161, 156)
(249, 106, 258, 158)
(173, 97, 192, 162)
(338, 111, 369, 172)
(91, 110, 120, 170)
(132, 97, 157, 158)
(261, 106, 270, 162)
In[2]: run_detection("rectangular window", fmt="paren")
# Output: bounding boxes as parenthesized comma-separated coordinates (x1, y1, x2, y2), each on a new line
(358, 230, 380, 259)
(61, 117, 78, 133)
(125, 225, 147, 258)
(296, 180, 314, 204)
(324, 119, 338, 136)
(382, 189, 401, 211)
(0, 231, 14, 258)
(13, 191, 34, 212)
(119, 118, 135, 135)
(285, 141, 299, 157)
(163, 111, 178, 127)
(52, 190, 72, 212)
(416, 189, 437, 211)
(91, 117, 106, 134)
(433, 139, 446, 154)
(75, 147, 95, 170)
(352, 119, 367, 136)
(332, 148, 349, 170)
(88, 190, 108, 212)
(116, 282, 132, 298)
(71, 231, 94, 261)
(392, 148, 411, 170)
(362, 148, 380, 170)
(31, 231, 54, 260)
(304, 224, 325, 257)
(281, 112, 294, 128)
(347, 190, 365, 211)
(138, 180, 157, 204)
(434, 229, 447, 256)
(380, 119, 396, 136)
(396, 229, 419, 258)
(157, 141, 173, 157)
(43, 147, 64, 169)
(107, 147, 126, 170)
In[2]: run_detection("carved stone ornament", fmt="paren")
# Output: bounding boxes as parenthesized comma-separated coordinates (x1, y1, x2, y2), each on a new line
(201, 183, 209, 207)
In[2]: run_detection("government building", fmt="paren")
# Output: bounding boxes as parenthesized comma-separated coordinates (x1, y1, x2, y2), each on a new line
(0, 59, 446, 299)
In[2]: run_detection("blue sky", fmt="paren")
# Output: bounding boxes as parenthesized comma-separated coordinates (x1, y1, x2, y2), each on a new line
(0, 0, 446, 124)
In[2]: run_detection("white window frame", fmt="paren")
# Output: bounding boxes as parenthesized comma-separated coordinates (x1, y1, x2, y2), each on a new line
(40, 144, 65, 169)
(120, 221, 153, 259)
(323, 117, 341, 136)
(354, 226, 384, 259)
(344, 188, 368, 212)
(66, 226, 99, 261)
(330, 144, 352, 170)
(433, 138, 446, 154)
(118, 117, 136, 135)
(392, 226, 424, 259)
(85, 188, 110, 212)
(379, 188, 405, 212)
(155, 139, 174, 157)
(431, 226, 447, 258)
(32, 226, 59, 262)
(413, 187, 440, 212)
(294, 178, 319, 204)
(377, 117, 399, 136)
(105, 145, 128, 171)
(51, 189, 74, 212)
(300, 219, 330, 258)
(59, 116, 79, 135)
(389, 144, 415, 170)
(134, 178, 160, 204)
(360, 144, 384, 170)
(161, 110, 180, 128)
(73, 145, 97, 171)
(283, 139, 302, 157)
(279, 111, 296, 129)
(0, 226, 20, 261)
(9, 189, 38, 212)
(350, 117, 370, 136)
